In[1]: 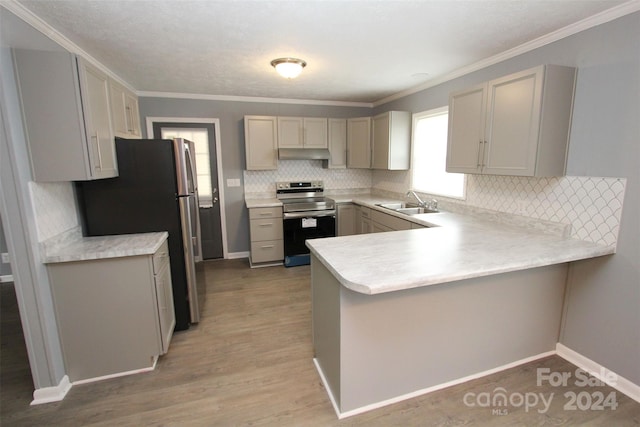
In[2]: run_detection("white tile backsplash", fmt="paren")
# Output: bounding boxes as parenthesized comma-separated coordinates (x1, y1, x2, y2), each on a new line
(372, 170, 626, 247)
(28, 182, 78, 242)
(248, 162, 626, 247)
(465, 175, 626, 247)
(243, 160, 372, 194)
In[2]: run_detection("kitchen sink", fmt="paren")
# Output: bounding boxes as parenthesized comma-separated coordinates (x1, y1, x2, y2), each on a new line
(396, 207, 438, 215)
(375, 202, 439, 215)
(377, 202, 416, 209)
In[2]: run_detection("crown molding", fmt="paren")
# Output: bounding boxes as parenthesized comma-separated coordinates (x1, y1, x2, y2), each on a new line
(1, 0, 137, 92)
(374, 0, 640, 107)
(4, 0, 638, 108)
(137, 91, 373, 108)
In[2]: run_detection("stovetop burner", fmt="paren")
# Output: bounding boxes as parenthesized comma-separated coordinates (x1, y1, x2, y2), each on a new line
(276, 181, 335, 213)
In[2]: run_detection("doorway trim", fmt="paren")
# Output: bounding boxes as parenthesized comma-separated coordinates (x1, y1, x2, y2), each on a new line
(145, 117, 228, 259)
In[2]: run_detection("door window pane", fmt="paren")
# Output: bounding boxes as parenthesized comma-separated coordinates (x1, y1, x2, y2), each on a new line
(160, 128, 213, 205)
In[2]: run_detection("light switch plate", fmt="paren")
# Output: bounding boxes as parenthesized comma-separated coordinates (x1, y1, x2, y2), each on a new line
(1, 253, 10, 264)
(227, 178, 241, 187)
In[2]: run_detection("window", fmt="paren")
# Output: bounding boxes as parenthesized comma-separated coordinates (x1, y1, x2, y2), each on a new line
(411, 107, 465, 199)
(160, 128, 213, 204)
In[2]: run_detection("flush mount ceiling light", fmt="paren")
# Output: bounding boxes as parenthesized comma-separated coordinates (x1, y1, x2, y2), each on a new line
(270, 57, 307, 79)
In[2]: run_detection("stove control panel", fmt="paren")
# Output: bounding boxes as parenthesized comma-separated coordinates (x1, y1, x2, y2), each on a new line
(276, 181, 324, 190)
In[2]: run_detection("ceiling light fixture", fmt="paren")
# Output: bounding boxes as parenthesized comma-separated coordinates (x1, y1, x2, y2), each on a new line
(271, 57, 307, 79)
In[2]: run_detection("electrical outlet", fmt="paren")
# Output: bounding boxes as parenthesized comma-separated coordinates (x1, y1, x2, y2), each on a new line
(516, 200, 527, 215)
(1, 253, 10, 264)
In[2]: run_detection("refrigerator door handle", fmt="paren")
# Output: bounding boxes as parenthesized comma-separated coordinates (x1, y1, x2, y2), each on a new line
(178, 196, 200, 323)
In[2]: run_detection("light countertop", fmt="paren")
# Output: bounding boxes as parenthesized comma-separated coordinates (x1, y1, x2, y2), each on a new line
(306, 201, 614, 295)
(245, 197, 282, 209)
(43, 231, 169, 264)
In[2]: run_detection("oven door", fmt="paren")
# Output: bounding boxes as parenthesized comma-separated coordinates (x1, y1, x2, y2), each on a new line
(282, 211, 335, 267)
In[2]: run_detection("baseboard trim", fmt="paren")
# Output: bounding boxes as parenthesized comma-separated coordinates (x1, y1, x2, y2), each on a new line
(316, 351, 556, 419)
(71, 357, 158, 386)
(249, 260, 284, 269)
(31, 375, 72, 405)
(313, 358, 342, 418)
(227, 251, 249, 260)
(556, 343, 640, 403)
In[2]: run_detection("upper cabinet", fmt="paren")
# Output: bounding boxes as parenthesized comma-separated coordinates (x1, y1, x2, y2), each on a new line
(13, 49, 118, 181)
(109, 78, 141, 139)
(346, 117, 371, 168)
(371, 111, 411, 170)
(277, 117, 328, 148)
(244, 116, 278, 170)
(325, 118, 347, 169)
(447, 65, 576, 177)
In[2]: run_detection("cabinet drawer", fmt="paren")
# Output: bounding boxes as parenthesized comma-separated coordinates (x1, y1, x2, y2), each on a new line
(360, 206, 371, 219)
(249, 207, 282, 219)
(251, 240, 284, 263)
(152, 240, 170, 274)
(250, 218, 283, 241)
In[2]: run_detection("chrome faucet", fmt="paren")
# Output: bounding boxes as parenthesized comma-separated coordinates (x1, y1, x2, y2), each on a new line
(406, 190, 438, 211)
(406, 190, 426, 207)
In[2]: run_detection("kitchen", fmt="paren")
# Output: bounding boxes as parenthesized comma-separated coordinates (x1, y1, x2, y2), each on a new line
(1, 0, 639, 425)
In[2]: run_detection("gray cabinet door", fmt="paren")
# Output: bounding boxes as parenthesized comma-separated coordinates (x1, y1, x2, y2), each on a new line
(347, 117, 371, 168)
(446, 84, 486, 174)
(245, 116, 278, 170)
(327, 119, 347, 169)
(77, 58, 117, 179)
(12, 49, 117, 181)
(337, 204, 357, 236)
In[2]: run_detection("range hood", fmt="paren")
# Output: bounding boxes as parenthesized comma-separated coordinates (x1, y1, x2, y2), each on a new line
(278, 148, 331, 160)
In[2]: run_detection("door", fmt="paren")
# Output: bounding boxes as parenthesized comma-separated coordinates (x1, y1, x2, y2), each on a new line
(153, 122, 223, 260)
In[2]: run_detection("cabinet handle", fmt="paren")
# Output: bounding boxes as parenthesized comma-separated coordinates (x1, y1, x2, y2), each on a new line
(125, 106, 133, 132)
(259, 223, 273, 227)
(93, 132, 103, 170)
(259, 212, 272, 216)
(260, 245, 275, 249)
(477, 140, 484, 168)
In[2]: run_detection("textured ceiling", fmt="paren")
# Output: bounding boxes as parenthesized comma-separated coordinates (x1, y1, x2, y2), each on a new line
(12, 0, 632, 103)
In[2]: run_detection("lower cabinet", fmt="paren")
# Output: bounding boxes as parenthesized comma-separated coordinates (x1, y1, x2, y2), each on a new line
(370, 209, 411, 232)
(355, 204, 420, 234)
(357, 206, 372, 234)
(337, 203, 357, 236)
(47, 239, 175, 382)
(249, 207, 284, 266)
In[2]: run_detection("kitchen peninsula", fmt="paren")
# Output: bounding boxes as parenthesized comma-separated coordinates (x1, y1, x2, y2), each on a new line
(307, 205, 614, 418)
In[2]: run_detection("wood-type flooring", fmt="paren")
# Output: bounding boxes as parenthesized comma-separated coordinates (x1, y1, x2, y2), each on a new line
(1, 259, 639, 426)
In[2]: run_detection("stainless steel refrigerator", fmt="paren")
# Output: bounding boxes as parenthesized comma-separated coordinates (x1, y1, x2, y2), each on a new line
(76, 138, 202, 330)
